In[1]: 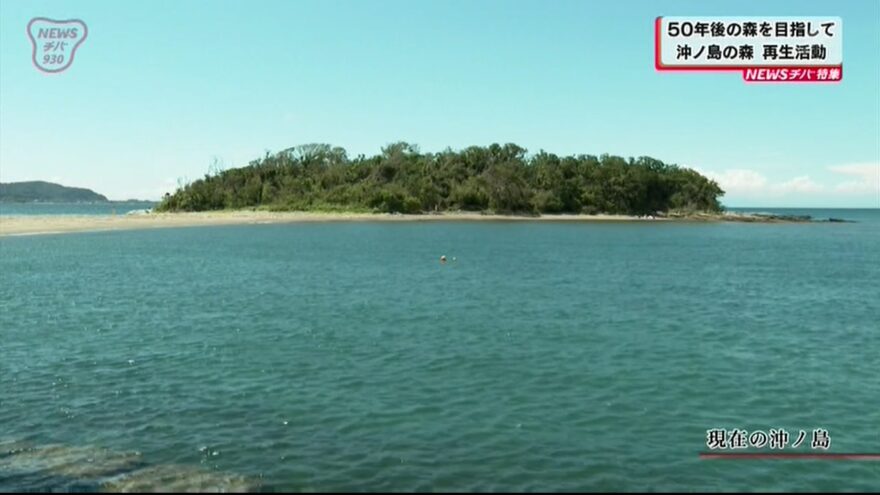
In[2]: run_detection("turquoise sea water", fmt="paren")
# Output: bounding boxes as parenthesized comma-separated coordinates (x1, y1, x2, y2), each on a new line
(1, 208, 879, 491)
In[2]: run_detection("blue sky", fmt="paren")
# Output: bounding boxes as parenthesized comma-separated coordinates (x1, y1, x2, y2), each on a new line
(1, 0, 878, 207)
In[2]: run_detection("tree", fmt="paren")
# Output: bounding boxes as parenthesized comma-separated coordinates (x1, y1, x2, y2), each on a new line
(155, 143, 725, 215)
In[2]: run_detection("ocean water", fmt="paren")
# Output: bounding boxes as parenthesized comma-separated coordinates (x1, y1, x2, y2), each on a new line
(1, 209, 879, 492)
(0, 201, 156, 217)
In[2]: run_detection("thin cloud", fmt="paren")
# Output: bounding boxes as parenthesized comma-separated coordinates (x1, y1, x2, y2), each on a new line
(772, 176, 824, 194)
(702, 169, 768, 194)
(695, 164, 879, 199)
(829, 162, 880, 194)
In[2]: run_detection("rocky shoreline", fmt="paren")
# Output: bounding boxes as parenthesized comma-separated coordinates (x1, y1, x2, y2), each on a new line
(667, 211, 855, 223)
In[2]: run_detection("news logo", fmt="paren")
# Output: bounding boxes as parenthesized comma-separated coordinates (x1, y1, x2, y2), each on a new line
(655, 17, 842, 83)
(27, 17, 88, 74)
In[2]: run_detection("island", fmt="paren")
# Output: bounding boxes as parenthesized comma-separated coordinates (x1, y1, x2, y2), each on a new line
(0, 181, 108, 203)
(153, 143, 846, 223)
(156, 143, 725, 215)
(0, 144, 851, 237)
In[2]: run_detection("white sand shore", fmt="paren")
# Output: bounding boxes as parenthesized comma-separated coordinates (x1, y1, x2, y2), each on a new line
(0, 211, 669, 237)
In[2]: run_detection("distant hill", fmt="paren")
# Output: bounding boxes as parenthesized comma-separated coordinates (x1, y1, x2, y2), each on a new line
(0, 181, 108, 203)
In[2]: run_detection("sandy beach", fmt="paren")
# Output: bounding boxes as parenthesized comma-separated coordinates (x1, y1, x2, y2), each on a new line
(0, 210, 677, 237)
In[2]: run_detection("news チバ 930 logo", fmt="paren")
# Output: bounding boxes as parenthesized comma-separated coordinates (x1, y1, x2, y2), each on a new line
(27, 17, 88, 74)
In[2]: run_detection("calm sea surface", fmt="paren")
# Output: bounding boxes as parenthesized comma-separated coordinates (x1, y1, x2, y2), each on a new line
(1, 208, 878, 491)
(0, 202, 156, 216)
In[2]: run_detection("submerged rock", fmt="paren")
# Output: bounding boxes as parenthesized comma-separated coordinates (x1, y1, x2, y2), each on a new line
(101, 464, 262, 493)
(0, 440, 260, 493)
(752, 213, 813, 222)
(0, 443, 144, 480)
(715, 211, 822, 223)
(0, 439, 32, 456)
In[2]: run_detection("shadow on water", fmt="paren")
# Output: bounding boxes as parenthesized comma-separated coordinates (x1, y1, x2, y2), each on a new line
(0, 440, 271, 493)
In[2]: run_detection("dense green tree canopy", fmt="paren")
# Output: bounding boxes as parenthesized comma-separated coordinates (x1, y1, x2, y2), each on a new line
(156, 143, 724, 215)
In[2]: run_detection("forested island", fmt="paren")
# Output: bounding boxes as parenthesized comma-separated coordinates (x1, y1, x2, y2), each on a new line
(157, 143, 724, 216)
(0, 181, 108, 203)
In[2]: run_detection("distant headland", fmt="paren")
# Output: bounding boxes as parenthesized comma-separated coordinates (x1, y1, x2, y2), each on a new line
(0, 181, 108, 203)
